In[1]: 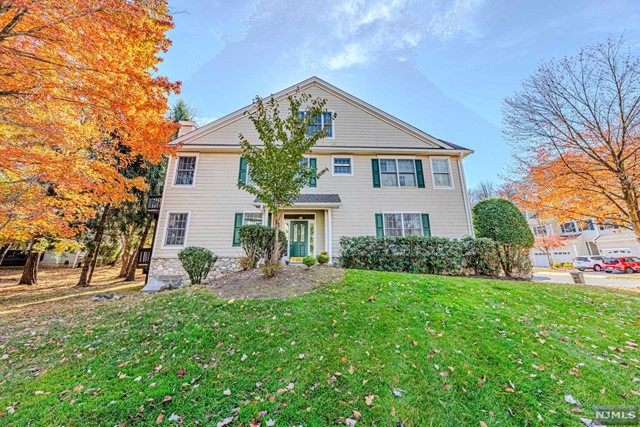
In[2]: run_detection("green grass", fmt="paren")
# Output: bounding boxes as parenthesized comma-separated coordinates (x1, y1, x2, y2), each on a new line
(1, 270, 639, 426)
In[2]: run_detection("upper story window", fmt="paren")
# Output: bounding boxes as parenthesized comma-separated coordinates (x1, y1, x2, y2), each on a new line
(164, 213, 189, 246)
(299, 112, 333, 138)
(380, 159, 416, 187)
(431, 158, 453, 188)
(174, 155, 197, 186)
(560, 221, 578, 234)
(532, 225, 548, 236)
(332, 156, 352, 175)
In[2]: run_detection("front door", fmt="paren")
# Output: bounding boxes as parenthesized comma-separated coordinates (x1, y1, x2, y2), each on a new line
(289, 221, 308, 258)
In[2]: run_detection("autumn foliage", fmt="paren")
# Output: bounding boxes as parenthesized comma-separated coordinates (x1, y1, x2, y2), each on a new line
(0, 1, 179, 244)
(504, 38, 640, 241)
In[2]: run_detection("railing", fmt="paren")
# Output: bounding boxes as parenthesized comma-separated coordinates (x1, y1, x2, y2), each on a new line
(137, 248, 152, 267)
(147, 195, 162, 214)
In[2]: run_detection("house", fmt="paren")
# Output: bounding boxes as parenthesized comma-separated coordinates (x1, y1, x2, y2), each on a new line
(147, 77, 474, 281)
(527, 212, 639, 267)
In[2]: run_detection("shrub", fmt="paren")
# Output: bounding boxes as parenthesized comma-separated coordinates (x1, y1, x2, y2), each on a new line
(261, 260, 282, 278)
(552, 262, 562, 268)
(317, 252, 330, 265)
(564, 262, 573, 268)
(239, 224, 287, 268)
(340, 236, 505, 277)
(302, 255, 317, 268)
(178, 246, 217, 285)
(239, 256, 255, 271)
(473, 199, 534, 276)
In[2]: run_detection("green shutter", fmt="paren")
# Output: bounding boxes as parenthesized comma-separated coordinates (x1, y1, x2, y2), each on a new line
(371, 159, 380, 188)
(309, 158, 317, 187)
(232, 213, 243, 246)
(421, 213, 431, 237)
(267, 212, 272, 227)
(415, 159, 425, 188)
(375, 213, 384, 237)
(238, 157, 248, 186)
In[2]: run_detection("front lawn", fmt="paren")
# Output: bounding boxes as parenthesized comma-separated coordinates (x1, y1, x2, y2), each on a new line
(1, 270, 638, 426)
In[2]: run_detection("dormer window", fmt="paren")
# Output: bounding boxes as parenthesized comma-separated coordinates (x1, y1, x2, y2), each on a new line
(299, 112, 333, 137)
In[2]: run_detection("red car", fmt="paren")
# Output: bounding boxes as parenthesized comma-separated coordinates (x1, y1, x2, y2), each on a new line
(603, 256, 640, 274)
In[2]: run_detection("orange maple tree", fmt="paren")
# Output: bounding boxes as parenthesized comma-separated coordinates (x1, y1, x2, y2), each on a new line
(0, 1, 179, 256)
(504, 38, 640, 242)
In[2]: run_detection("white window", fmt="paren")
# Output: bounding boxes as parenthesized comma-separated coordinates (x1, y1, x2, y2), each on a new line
(299, 111, 333, 137)
(332, 156, 352, 175)
(383, 213, 423, 236)
(431, 158, 453, 188)
(380, 159, 416, 187)
(164, 213, 189, 246)
(560, 222, 577, 234)
(243, 212, 263, 225)
(532, 225, 548, 236)
(174, 155, 197, 186)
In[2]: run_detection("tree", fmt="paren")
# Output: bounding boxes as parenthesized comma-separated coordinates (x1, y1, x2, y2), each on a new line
(533, 234, 565, 267)
(468, 181, 497, 205)
(504, 37, 640, 242)
(238, 93, 333, 265)
(473, 198, 534, 276)
(169, 99, 196, 124)
(1, 1, 179, 285)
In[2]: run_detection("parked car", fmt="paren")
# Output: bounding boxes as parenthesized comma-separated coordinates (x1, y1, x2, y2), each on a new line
(573, 256, 605, 271)
(603, 257, 640, 274)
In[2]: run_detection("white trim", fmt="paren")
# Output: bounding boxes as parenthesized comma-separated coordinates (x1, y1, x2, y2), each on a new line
(152, 155, 174, 255)
(327, 209, 333, 263)
(378, 158, 419, 188)
(331, 155, 354, 176)
(161, 211, 191, 249)
(430, 157, 454, 190)
(457, 158, 474, 237)
(381, 212, 424, 236)
(171, 153, 199, 188)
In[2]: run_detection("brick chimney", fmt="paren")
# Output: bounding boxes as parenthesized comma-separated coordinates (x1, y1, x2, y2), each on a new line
(177, 120, 197, 137)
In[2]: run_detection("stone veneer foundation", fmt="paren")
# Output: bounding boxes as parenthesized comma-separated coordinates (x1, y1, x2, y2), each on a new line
(148, 257, 241, 285)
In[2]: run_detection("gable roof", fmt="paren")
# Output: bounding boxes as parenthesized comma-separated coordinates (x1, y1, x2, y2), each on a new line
(172, 76, 472, 154)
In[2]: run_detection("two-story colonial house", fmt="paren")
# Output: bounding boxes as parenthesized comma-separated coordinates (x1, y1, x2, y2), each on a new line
(147, 77, 474, 280)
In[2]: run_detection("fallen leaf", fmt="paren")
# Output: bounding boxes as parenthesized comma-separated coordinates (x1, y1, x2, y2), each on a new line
(365, 395, 375, 405)
(353, 410, 362, 419)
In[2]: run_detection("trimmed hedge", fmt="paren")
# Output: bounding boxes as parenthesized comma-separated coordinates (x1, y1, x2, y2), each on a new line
(339, 236, 501, 277)
(178, 246, 217, 285)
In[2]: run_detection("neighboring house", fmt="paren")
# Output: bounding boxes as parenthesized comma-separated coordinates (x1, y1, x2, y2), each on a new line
(147, 77, 474, 281)
(527, 212, 638, 267)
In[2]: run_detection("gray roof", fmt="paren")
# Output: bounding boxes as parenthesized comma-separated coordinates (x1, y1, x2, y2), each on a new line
(436, 138, 471, 151)
(254, 194, 341, 204)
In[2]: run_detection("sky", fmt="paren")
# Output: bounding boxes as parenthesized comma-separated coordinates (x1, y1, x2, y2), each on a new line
(158, 0, 640, 187)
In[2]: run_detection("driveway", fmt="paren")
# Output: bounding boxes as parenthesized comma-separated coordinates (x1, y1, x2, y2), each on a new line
(532, 268, 640, 289)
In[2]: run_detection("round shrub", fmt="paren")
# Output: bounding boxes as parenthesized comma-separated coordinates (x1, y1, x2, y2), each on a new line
(302, 255, 317, 268)
(317, 252, 330, 265)
(178, 246, 217, 285)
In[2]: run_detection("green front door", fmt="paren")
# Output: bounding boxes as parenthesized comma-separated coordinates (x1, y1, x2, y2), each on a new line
(289, 221, 308, 258)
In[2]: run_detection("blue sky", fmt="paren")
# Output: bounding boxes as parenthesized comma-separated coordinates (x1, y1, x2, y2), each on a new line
(159, 0, 640, 187)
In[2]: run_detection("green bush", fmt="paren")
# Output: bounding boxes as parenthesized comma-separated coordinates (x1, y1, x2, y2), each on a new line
(261, 260, 282, 278)
(472, 199, 534, 277)
(239, 224, 287, 267)
(340, 236, 504, 277)
(178, 246, 217, 285)
(317, 252, 330, 265)
(302, 255, 317, 268)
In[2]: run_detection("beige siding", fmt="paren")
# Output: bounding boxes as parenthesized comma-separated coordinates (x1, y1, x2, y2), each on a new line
(153, 152, 471, 259)
(180, 84, 441, 150)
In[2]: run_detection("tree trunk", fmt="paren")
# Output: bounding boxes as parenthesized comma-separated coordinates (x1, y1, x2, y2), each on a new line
(0, 243, 10, 266)
(272, 207, 281, 263)
(77, 204, 111, 287)
(19, 245, 40, 285)
(118, 233, 131, 277)
(545, 250, 554, 268)
(125, 216, 152, 282)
